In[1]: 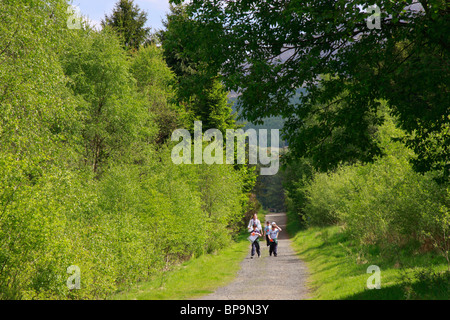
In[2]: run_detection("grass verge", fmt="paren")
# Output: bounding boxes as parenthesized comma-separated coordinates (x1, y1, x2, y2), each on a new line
(111, 233, 250, 300)
(287, 212, 449, 300)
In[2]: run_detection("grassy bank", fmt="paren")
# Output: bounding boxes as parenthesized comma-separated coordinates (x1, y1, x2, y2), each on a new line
(287, 213, 449, 300)
(111, 233, 250, 300)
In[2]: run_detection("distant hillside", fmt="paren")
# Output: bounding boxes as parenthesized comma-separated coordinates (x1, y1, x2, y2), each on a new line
(228, 87, 307, 148)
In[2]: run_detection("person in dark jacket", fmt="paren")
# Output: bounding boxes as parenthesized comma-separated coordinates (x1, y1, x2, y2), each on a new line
(264, 221, 271, 247)
(249, 223, 262, 259)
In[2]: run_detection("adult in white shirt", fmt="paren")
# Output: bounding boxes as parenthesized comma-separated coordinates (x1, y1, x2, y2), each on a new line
(247, 213, 262, 233)
(268, 222, 282, 257)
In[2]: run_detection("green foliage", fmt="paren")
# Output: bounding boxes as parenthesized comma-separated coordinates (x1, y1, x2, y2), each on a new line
(178, 0, 449, 179)
(161, 5, 236, 132)
(102, 0, 151, 50)
(407, 115, 450, 183)
(0, 0, 255, 300)
(188, 77, 236, 132)
(290, 114, 449, 266)
(130, 44, 182, 144)
(253, 169, 286, 212)
(282, 157, 315, 222)
(283, 103, 450, 298)
(61, 27, 156, 174)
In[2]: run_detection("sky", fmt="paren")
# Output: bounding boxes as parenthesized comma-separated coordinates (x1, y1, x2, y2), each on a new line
(71, 0, 171, 31)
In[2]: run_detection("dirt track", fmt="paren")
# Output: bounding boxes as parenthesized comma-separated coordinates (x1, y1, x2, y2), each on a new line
(201, 212, 310, 300)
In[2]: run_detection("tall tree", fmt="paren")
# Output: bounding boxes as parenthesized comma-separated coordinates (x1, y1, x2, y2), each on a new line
(160, 5, 236, 132)
(61, 28, 155, 174)
(102, 0, 150, 50)
(130, 44, 181, 145)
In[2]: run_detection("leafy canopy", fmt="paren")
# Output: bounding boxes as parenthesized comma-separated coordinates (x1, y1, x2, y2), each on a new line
(172, 0, 449, 177)
(161, 4, 237, 132)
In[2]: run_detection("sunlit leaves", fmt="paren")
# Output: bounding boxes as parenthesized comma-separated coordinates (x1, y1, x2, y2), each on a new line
(177, 0, 449, 178)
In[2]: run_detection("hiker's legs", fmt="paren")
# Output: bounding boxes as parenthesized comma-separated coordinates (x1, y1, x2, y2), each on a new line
(255, 241, 260, 256)
(251, 241, 257, 256)
(266, 235, 270, 247)
(269, 242, 274, 256)
(273, 241, 278, 257)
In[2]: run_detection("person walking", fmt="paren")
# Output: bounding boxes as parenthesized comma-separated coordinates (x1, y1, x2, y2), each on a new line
(268, 222, 282, 257)
(249, 223, 262, 259)
(247, 213, 262, 233)
(264, 221, 271, 247)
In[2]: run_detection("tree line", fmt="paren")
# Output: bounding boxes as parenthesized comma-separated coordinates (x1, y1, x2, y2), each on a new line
(0, 0, 258, 299)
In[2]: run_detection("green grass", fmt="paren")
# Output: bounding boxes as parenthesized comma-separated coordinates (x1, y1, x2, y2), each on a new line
(111, 233, 250, 300)
(287, 212, 449, 300)
(111, 212, 268, 300)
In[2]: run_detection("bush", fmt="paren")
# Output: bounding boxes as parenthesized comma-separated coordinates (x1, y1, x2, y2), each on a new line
(299, 115, 449, 254)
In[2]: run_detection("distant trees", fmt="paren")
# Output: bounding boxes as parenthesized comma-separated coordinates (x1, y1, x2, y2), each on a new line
(253, 171, 286, 212)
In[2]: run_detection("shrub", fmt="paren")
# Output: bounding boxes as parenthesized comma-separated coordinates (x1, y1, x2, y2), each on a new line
(300, 116, 449, 252)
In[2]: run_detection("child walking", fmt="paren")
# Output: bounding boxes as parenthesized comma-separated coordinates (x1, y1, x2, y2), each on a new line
(249, 223, 262, 259)
(268, 222, 282, 257)
(264, 221, 271, 247)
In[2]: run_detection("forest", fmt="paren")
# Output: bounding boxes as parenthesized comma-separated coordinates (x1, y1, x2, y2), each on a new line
(0, 0, 257, 299)
(0, 0, 449, 300)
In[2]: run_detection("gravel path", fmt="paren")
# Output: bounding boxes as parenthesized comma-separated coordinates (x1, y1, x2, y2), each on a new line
(201, 212, 310, 300)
